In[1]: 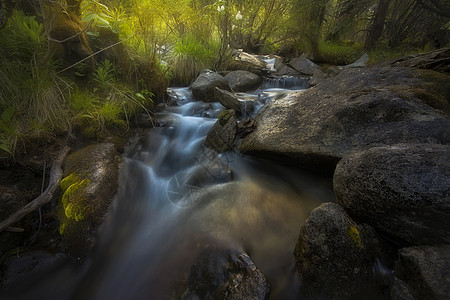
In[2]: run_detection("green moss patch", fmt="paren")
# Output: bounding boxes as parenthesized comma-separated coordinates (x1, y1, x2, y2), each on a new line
(347, 225, 363, 249)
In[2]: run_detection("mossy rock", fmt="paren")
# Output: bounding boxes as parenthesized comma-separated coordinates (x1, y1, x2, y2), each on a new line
(58, 143, 121, 257)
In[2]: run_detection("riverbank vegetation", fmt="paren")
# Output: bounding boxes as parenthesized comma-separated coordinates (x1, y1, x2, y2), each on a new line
(0, 0, 448, 156)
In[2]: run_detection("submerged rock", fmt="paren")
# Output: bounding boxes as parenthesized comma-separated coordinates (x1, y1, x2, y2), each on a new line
(334, 144, 450, 246)
(183, 247, 270, 300)
(204, 109, 237, 153)
(224, 70, 262, 92)
(294, 202, 380, 299)
(59, 143, 121, 256)
(239, 66, 450, 173)
(191, 70, 230, 102)
(391, 245, 450, 299)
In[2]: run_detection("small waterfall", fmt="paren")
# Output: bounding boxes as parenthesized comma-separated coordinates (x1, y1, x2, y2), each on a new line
(262, 76, 310, 90)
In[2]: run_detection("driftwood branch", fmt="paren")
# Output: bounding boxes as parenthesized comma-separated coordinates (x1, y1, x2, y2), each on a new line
(0, 146, 70, 233)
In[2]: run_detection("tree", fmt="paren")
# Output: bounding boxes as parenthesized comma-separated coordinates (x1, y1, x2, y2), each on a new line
(364, 0, 390, 50)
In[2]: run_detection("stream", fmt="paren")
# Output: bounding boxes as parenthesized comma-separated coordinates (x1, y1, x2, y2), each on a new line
(5, 76, 336, 299)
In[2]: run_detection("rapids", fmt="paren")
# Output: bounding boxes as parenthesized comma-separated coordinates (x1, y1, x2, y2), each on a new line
(4, 77, 336, 299)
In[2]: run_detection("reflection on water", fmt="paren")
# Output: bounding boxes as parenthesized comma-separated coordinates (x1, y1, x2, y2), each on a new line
(4, 82, 336, 300)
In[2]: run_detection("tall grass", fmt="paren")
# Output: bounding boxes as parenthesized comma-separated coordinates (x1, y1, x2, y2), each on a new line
(169, 37, 217, 85)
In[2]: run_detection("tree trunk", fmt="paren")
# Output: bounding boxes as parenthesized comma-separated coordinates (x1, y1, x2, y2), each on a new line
(365, 0, 390, 50)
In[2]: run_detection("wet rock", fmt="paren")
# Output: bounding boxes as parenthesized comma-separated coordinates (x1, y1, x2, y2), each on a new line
(2, 250, 66, 285)
(214, 88, 256, 115)
(334, 144, 450, 246)
(294, 202, 380, 299)
(275, 63, 300, 76)
(191, 70, 230, 102)
(239, 66, 450, 174)
(340, 53, 369, 69)
(391, 245, 450, 299)
(290, 57, 320, 75)
(224, 70, 262, 92)
(59, 143, 121, 256)
(205, 109, 237, 153)
(183, 247, 270, 300)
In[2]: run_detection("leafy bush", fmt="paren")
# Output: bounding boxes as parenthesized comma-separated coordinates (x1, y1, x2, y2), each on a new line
(318, 41, 364, 65)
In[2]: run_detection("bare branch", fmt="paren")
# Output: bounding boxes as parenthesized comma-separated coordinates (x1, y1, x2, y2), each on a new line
(0, 147, 70, 233)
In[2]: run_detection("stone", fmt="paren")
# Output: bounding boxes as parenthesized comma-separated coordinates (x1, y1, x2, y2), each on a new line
(191, 70, 230, 102)
(58, 143, 121, 256)
(183, 247, 270, 299)
(309, 68, 327, 86)
(334, 144, 450, 246)
(275, 64, 300, 76)
(214, 88, 256, 115)
(294, 202, 380, 299)
(239, 66, 450, 174)
(340, 53, 369, 69)
(290, 57, 320, 75)
(391, 245, 450, 299)
(224, 70, 262, 92)
(228, 50, 269, 76)
(389, 47, 450, 73)
(205, 109, 237, 153)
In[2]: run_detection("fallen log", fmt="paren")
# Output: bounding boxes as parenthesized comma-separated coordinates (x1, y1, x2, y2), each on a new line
(0, 146, 70, 233)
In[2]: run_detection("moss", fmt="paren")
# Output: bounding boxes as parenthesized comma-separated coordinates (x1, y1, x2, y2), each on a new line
(59, 173, 91, 234)
(218, 110, 232, 126)
(347, 225, 363, 249)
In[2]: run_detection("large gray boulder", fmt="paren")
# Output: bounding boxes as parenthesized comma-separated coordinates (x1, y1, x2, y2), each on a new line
(228, 50, 269, 76)
(204, 109, 237, 153)
(295, 202, 380, 299)
(59, 143, 121, 256)
(191, 70, 230, 102)
(334, 144, 450, 246)
(183, 247, 270, 299)
(290, 57, 320, 75)
(224, 70, 262, 92)
(239, 66, 450, 173)
(391, 246, 450, 300)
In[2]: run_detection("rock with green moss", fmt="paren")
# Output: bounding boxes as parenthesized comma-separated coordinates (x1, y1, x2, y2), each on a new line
(294, 202, 381, 299)
(58, 143, 121, 256)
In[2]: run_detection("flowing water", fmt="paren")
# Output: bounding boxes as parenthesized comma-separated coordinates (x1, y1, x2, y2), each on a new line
(4, 78, 336, 299)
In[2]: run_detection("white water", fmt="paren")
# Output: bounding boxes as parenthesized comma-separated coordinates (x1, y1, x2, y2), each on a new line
(5, 82, 336, 299)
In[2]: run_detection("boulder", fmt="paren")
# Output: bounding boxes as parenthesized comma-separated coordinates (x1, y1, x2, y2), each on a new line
(228, 50, 269, 76)
(275, 62, 300, 76)
(239, 66, 450, 173)
(224, 70, 262, 92)
(294, 202, 380, 299)
(58, 143, 121, 256)
(391, 245, 450, 299)
(183, 247, 270, 299)
(205, 109, 237, 153)
(191, 70, 230, 102)
(290, 57, 320, 75)
(340, 53, 369, 69)
(214, 88, 256, 115)
(334, 144, 450, 245)
(309, 68, 327, 86)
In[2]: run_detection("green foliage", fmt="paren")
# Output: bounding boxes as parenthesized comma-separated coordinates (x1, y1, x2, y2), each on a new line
(93, 59, 115, 89)
(318, 41, 363, 64)
(0, 10, 45, 60)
